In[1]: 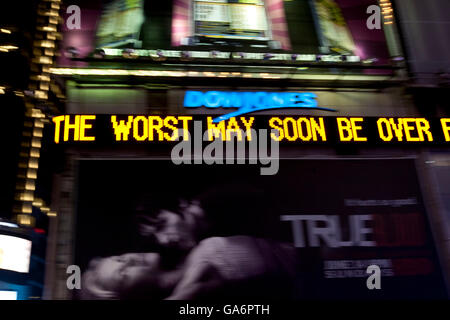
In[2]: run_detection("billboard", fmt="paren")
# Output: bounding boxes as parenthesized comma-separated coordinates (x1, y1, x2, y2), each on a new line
(73, 158, 447, 299)
(51, 114, 450, 147)
(0, 235, 32, 273)
(95, 0, 145, 48)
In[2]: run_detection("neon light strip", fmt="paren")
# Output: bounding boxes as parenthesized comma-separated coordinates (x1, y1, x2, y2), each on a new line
(49, 68, 394, 82)
(100, 48, 360, 62)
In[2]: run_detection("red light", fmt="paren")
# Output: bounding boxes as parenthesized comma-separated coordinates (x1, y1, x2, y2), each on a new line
(34, 228, 45, 234)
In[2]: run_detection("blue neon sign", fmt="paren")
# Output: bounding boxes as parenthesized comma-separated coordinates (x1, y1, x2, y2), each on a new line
(184, 91, 336, 122)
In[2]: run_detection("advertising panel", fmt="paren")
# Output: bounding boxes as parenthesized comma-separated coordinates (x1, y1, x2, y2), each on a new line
(311, 0, 356, 54)
(73, 158, 447, 299)
(96, 0, 145, 48)
(0, 291, 18, 300)
(0, 235, 32, 273)
(193, 0, 271, 40)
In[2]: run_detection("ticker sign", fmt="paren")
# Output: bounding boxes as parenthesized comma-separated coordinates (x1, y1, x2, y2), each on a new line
(52, 115, 450, 145)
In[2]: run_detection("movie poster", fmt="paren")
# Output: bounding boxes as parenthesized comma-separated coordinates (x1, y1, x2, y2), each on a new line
(73, 158, 447, 299)
(96, 0, 145, 48)
(311, 0, 356, 54)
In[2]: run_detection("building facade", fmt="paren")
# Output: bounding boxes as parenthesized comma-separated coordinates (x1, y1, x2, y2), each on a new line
(22, 0, 450, 299)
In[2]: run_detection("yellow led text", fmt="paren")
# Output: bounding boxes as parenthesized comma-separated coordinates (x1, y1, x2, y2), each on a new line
(111, 116, 192, 141)
(336, 117, 367, 142)
(377, 118, 433, 142)
(207, 117, 255, 141)
(53, 115, 96, 144)
(269, 117, 327, 142)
